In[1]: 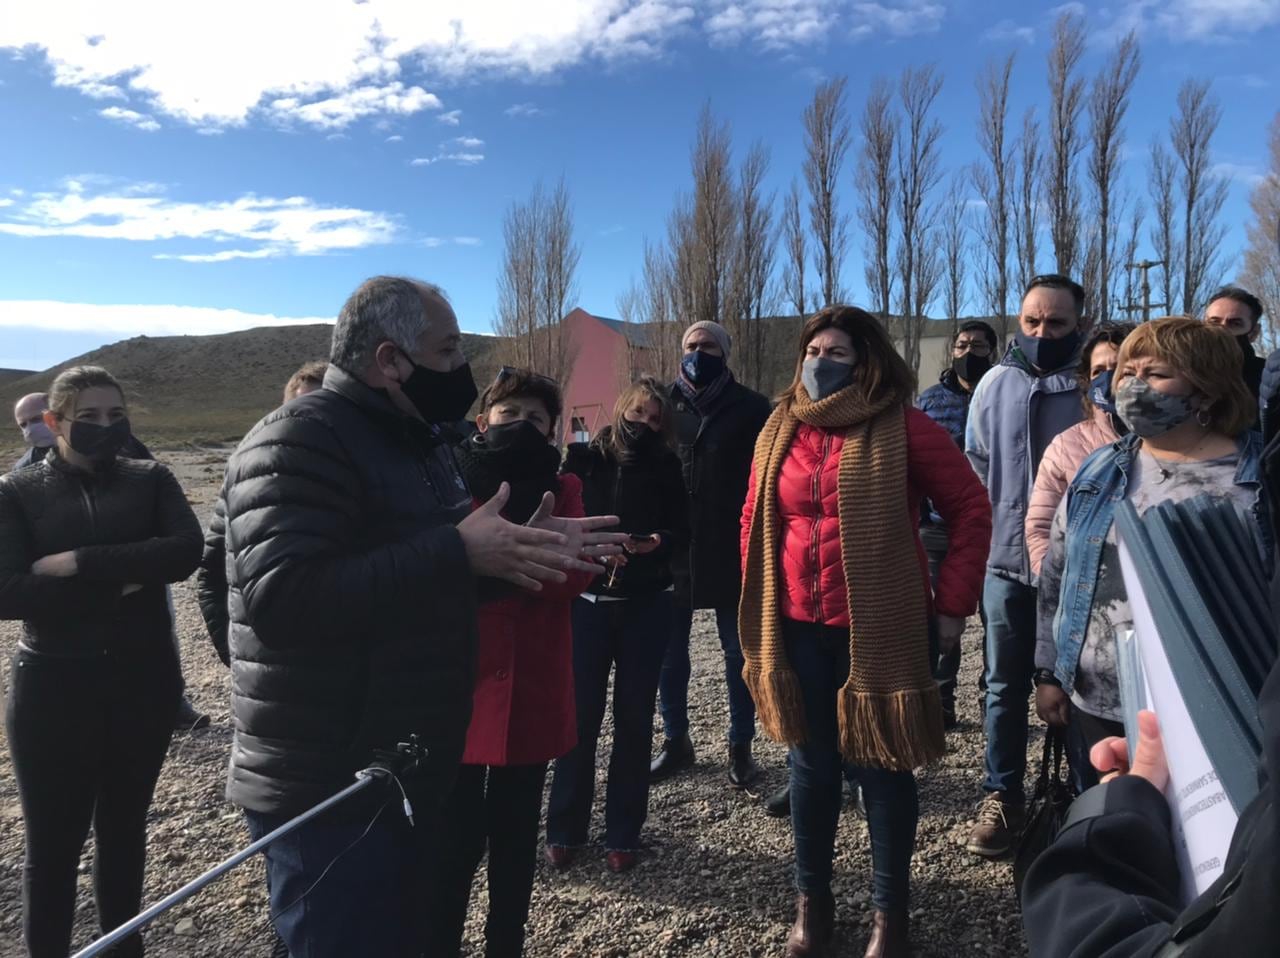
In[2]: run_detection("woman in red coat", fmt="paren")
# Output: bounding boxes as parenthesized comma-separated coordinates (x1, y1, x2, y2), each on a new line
(739, 307, 991, 958)
(426, 367, 594, 958)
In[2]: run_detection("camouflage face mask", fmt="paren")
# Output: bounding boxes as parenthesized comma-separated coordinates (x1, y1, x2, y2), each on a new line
(1114, 377, 1200, 439)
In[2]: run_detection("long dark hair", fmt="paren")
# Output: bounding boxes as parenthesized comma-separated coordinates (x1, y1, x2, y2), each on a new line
(778, 306, 915, 411)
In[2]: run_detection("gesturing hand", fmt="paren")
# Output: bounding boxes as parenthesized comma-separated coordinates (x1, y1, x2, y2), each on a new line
(936, 615, 964, 654)
(1090, 710, 1170, 792)
(526, 491, 629, 574)
(31, 551, 78, 577)
(457, 484, 580, 591)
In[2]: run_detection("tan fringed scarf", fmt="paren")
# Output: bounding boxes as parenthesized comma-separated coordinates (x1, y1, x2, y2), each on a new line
(739, 382, 945, 771)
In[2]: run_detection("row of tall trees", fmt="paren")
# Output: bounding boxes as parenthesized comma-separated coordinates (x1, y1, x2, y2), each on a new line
(1242, 115, 1280, 351)
(500, 10, 1245, 388)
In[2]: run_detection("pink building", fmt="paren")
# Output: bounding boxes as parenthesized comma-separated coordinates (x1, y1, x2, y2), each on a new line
(558, 307, 652, 445)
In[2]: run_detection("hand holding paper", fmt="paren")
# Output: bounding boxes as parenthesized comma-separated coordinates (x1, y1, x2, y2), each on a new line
(1091, 710, 1170, 792)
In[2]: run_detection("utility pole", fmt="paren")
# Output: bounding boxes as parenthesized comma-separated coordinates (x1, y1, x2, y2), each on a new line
(1121, 259, 1166, 323)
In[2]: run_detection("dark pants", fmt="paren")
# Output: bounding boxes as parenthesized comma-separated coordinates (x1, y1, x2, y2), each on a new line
(783, 620, 920, 911)
(658, 603, 756, 745)
(547, 593, 673, 850)
(246, 792, 433, 958)
(5, 647, 180, 958)
(425, 762, 549, 958)
(982, 574, 1038, 800)
(1065, 709, 1125, 795)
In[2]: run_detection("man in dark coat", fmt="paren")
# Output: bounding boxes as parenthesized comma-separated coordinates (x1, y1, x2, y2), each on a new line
(1203, 285, 1267, 400)
(219, 276, 623, 957)
(650, 320, 772, 788)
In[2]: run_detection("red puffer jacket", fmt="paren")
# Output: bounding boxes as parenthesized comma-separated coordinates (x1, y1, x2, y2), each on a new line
(462, 473, 596, 767)
(741, 406, 991, 627)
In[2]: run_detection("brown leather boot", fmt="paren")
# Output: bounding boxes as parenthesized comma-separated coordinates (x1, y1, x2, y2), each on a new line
(863, 908, 909, 958)
(785, 891, 835, 957)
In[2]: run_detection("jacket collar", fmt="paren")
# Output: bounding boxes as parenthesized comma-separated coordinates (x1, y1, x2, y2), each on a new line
(322, 364, 444, 445)
(1001, 341, 1080, 378)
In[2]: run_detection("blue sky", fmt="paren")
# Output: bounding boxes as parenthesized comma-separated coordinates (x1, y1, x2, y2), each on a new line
(2, 0, 1278, 371)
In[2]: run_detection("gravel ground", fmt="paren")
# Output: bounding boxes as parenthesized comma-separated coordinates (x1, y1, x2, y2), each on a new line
(0, 447, 1032, 957)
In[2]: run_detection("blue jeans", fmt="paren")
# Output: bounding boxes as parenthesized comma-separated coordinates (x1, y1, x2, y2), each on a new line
(246, 799, 430, 958)
(783, 619, 919, 910)
(546, 593, 673, 850)
(658, 604, 756, 745)
(981, 574, 1038, 800)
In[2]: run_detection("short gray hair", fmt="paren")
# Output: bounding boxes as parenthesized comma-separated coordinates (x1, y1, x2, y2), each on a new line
(330, 276, 451, 374)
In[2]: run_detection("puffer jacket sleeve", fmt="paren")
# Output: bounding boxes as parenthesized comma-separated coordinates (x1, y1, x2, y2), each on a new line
(196, 491, 230, 666)
(0, 478, 123, 621)
(227, 411, 471, 649)
(648, 451, 691, 562)
(909, 408, 992, 618)
(964, 371, 993, 488)
(74, 465, 203, 584)
(1026, 430, 1073, 578)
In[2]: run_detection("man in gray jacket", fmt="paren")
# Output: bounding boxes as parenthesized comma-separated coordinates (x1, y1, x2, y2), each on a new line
(964, 274, 1086, 857)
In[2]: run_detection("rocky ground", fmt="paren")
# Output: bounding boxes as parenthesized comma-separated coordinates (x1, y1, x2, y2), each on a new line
(0, 446, 1033, 957)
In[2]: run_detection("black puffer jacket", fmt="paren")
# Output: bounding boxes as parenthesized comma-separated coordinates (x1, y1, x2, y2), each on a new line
(0, 452, 201, 659)
(563, 426, 689, 599)
(667, 379, 771, 609)
(196, 495, 230, 665)
(221, 366, 478, 817)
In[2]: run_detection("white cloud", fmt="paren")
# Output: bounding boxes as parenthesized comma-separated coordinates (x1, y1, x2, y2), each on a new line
(438, 109, 463, 125)
(1101, 0, 1280, 41)
(1212, 162, 1267, 187)
(0, 179, 398, 260)
(411, 151, 485, 167)
(0, 199, 13, 208)
(452, 136, 484, 148)
(706, 1, 944, 48)
(849, 2, 946, 39)
(0, 300, 332, 336)
(504, 102, 543, 118)
(269, 82, 440, 129)
(422, 236, 482, 248)
(453, 236, 482, 246)
(385, 134, 404, 142)
(983, 18, 1036, 44)
(99, 105, 160, 131)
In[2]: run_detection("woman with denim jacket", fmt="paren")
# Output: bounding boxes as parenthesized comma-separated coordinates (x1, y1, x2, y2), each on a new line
(1034, 318, 1268, 791)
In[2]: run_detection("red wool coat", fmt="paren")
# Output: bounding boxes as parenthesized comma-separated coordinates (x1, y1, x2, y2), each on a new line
(740, 406, 991, 627)
(461, 473, 595, 767)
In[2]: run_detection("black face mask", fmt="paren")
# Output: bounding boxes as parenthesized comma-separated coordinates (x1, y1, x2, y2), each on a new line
(618, 418, 663, 455)
(68, 418, 132, 464)
(1238, 333, 1258, 360)
(478, 418, 551, 455)
(681, 350, 726, 387)
(1015, 329, 1082, 373)
(952, 352, 993, 387)
(398, 356, 478, 424)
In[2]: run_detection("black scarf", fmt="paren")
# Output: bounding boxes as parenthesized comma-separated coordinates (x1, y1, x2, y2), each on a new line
(453, 429, 563, 523)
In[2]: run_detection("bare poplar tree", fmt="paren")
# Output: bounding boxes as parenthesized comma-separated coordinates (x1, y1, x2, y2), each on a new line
(804, 77, 852, 307)
(615, 277, 649, 384)
(688, 103, 739, 328)
(1117, 198, 1145, 320)
(729, 141, 776, 390)
(1013, 108, 1042, 295)
(1046, 9, 1087, 276)
(496, 192, 540, 368)
(1242, 113, 1280, 349)
(1147, 139, 1180, 315)
(973, 54, 1016, 335)
(856, 77, 898, 321)
(537, 178, 581, 380)
(1171, 79, 1230, 314)
(781, 178, 808, 317)
(895, 64, 945, 373)
(1087, 30, 1141, 324)
(940, 173, 971, 337)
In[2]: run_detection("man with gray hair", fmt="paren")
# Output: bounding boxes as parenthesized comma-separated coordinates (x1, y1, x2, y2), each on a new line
(217, 276, 624, 957)
(12, 393, 56, 470)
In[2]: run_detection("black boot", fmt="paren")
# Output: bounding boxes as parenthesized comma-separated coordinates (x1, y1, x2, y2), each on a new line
(175, 696, 210, 731)
(765, 782, 791, 818)
(727, 742, 761, 788)
(649, 733, 695, 781)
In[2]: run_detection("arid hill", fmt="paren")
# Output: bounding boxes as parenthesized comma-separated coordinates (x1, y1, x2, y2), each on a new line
(0, 325, 505, 452)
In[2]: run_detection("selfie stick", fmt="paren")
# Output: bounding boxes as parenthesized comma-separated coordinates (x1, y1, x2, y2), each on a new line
(71, 738, 425, 958)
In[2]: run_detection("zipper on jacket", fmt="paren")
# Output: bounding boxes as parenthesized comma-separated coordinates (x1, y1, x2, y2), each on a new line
(78, 482, 98, 536)
(810, 431, 833, 622)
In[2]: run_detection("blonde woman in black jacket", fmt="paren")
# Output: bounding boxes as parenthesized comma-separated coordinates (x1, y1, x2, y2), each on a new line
(0, 366, 202, 958)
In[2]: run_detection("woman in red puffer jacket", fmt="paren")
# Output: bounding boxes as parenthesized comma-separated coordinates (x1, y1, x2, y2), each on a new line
(425, 367, 595, 958)
(738, 307, 991, 958)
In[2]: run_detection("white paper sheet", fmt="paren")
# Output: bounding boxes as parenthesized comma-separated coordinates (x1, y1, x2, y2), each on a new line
(1117, 538, 1239, 904)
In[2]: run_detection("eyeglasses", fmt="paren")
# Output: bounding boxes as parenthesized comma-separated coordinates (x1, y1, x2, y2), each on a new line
(494, 365, 559, 388)
(953, 340, 993, 356)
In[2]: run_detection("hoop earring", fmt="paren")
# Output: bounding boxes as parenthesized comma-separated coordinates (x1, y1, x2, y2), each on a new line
(1196, 407, 1212, 428)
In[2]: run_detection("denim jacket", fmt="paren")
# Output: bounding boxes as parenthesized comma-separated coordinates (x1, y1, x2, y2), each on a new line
(1048, 431, 1271, 694)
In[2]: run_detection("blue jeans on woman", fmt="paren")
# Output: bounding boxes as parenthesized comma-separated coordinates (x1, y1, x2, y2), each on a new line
(658, 603, 756, 745)
(547, 593, 674, 851)
(783, 618, 920, 910)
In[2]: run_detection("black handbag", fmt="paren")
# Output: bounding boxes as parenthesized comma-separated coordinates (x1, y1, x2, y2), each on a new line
(1012, 727, 1073, 893)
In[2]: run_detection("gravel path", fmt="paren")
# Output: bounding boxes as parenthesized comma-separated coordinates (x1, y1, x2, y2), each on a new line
(0, 448, 1032, 957)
